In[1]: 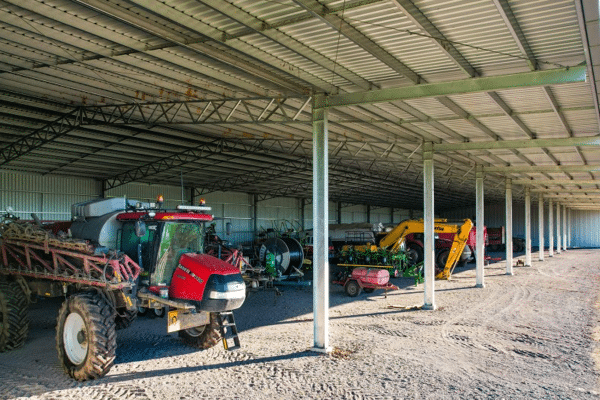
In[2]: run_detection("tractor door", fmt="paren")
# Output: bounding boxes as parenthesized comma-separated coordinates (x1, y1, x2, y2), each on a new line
(152, 221, 205, 286)
(120, 221, 159, 272)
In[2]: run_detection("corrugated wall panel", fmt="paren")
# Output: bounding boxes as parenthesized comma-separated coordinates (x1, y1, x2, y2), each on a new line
(201, 192, 254, 246)
(105, 183, 189, 210)
(1, 170, 100, 220)
(572, 210, 600, 248)
(442, 202, 600, 249)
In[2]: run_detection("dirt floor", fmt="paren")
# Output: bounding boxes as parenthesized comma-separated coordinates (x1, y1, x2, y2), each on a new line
(1, 249, 599, 399)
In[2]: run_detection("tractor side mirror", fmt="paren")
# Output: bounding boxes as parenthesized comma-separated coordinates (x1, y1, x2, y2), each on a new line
(135, 220, 147, 238)
(226, 222, 232, 235)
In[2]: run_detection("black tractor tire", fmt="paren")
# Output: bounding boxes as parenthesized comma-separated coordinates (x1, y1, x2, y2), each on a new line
(435, 249, 450, 276)
(178, 312, 221, 349)
(56, 292, 117, 381)
(115, 308, 137, 330)
(137, 306, 148, 317)
(0, 279, 30, 352)
(406, 244, 424, 266)
(344, 280, 361, 297)
(153, 307, 165, 318)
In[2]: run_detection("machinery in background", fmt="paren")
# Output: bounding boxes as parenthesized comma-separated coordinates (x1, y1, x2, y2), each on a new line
(337, 219, 474, 281)
(205, 222, 308, 289)
(486, 226, 525, 253)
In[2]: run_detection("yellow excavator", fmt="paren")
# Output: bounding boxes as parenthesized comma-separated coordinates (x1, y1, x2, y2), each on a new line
(338, 218, 473, 280)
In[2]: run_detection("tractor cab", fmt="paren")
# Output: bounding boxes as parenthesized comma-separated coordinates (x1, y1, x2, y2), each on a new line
(115, 202, 245, 311)
(117, 208, 211, 286)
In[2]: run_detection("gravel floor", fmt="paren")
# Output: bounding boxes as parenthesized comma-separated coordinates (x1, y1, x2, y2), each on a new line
(1, 249, 599, 399)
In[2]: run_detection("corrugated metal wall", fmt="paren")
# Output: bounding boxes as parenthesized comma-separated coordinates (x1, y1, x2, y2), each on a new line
(572, 210, 600, 248)
(1, 170, 100, 220)
(442, 201, 600, 248)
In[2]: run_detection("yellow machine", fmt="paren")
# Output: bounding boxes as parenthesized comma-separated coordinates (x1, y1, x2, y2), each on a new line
(338, 219, 473, 280)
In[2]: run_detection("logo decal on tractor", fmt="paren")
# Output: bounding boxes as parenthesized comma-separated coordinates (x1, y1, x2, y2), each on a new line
(177, 264, 203, 284)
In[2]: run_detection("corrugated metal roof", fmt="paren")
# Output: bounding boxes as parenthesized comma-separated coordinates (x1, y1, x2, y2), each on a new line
(1, 0, 599, 211)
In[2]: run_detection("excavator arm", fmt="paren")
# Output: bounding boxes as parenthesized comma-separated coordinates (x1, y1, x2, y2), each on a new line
(435, 219, 473, 280)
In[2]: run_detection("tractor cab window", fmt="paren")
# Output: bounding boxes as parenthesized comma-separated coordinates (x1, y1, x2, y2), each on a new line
(120, 221, 158, 270)
(152, 222, 204, 286)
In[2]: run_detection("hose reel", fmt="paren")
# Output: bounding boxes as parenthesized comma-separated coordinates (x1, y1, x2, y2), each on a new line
(258, 237, 304, 276)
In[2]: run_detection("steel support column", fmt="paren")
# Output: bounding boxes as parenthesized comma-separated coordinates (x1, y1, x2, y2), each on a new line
(423, 142, 436, 310)
(312, 95, 331, 353)
(252, 194, 258, 238)
(525, 187, 532, 267)
(300, 198, 306, 231)
(562, 205, 567, 251)
(505, 178, 513, 275)
(556, 202, 561, 254)
(475, 165, 485, 288)
(538, 193, 544, 261)
(548, 198, 554, 257)
(568, 209, 572, 248)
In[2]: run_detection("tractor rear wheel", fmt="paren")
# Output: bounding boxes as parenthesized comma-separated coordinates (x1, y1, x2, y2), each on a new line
(344, 280, 361, 297)
(406, 244, 424, 266)
(56, 292, 117, 381)
(178, 312, 221, 349)
(435, 249, 450, 276)
(0, 279, 29, 352)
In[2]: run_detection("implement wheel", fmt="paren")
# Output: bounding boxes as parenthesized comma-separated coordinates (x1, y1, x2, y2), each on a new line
(56, 292, 117, 381)
(178, 312, 221, 349)
(344, 280, 361, 297)
(0, 279, 29, 352)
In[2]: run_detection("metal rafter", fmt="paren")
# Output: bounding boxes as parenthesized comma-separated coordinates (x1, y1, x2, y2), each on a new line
(291, 0, 422, 83)
(80, 97, 312, 126)
(389, 0, 478, 78)
(317, 66, 587, 109)
(0, 107, 82, 165)
(492, 0, 586, 171)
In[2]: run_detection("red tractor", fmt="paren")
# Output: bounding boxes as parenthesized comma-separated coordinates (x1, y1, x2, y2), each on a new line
(0, 197, 246, 381)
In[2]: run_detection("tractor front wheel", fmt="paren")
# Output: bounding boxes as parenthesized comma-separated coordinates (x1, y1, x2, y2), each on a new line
(56, 292, 117, 381)
(0, 279, 29, 352)
(178, 312, 221, 349)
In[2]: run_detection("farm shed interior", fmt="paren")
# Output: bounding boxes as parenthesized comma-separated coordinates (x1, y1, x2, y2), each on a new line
(2, 0, 600, 351)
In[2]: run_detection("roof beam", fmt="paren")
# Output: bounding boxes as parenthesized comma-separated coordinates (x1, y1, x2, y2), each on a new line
(316, 66, 586, 109)
(530, 188, 600, 193)
(512, 179, 600, 186)
(291, 0, 422, 84)
(484, 165, 600, 173)
(492, 0, 538, 71)
(433, 136, 600, 152)
(389, 0, 478, 77)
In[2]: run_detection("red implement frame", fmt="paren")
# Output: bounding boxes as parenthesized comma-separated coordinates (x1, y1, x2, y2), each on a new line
(1, 238, 141, 290)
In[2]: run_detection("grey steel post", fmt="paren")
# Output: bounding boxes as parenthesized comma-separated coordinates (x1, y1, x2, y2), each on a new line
(312, 94, 330, 353)
(476, 165, 485, 287)
(423, 142, 436, 310)
(556, 202, 561, 254)
(548, 198, 554, 257)
(562, 204, 567, 251)
(525, 187, 532, 267)
(568, 209, 572, 248)
(505, 178, 513, 275)
(538, 193, 544, 261)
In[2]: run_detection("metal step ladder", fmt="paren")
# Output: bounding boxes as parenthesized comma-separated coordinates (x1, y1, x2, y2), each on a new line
(217, 311, 240, 351)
